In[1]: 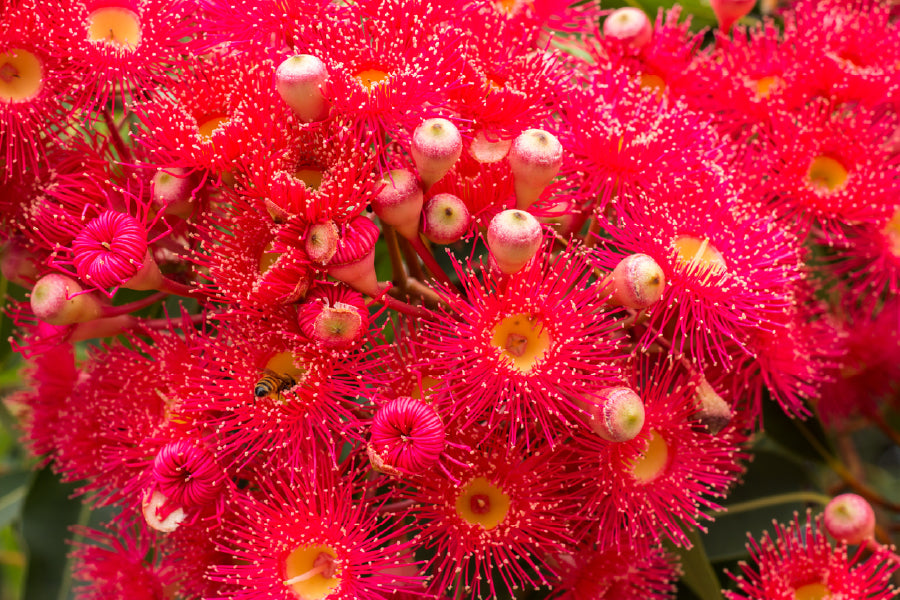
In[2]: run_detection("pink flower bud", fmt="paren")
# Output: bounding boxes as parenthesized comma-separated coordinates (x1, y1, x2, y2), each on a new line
(151, 167, 194, 219)
(411, 118, 462, 189)
(369, 396, 445, 476)
(710, 0, 756, 33)
(487, 209, 543, 274)
(297, 285, 369, 349)
(583, 387, 645, 442)
(152, 440, 224, 510)
(30, 274, 103, 325)
(824, 494, 876, 545)
(372, 169, 424, 240)
(422, 193, 470, 245)
(275, 54, 329, 123)
(693, 377, 732, 435)
(328, 216, 381, 296)
(509, 129, 563, 209)
(603, 8, 653, 47)
(306, 221, 340, 265)
(603, 253, 666, 309)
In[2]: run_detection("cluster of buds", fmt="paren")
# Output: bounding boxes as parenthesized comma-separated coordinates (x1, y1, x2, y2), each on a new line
(1, 0, 900, 598)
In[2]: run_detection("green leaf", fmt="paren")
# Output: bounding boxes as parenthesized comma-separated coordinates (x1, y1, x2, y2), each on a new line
(672, 528, 724, 600)
(0, 471, 30, 528)
(760, 398, 833, 464)
(20, 467, 82, 600)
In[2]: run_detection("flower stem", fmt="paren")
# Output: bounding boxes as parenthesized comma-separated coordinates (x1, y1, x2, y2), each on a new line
(715, 491, 831, 517)
(102, 108, 132, 164)
(382, 224, 408, 292)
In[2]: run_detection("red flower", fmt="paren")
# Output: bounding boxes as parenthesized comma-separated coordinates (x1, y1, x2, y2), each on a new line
(726, 511, 900, 600)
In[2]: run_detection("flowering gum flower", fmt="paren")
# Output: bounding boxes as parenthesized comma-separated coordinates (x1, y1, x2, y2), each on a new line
(824, 494, 876, 546)
(212, 464, 423, 599)
(407, 429, 576, 599)
(411, 117, 463, 189)
(372, 169, 424, 240)
(590, 183, 802, 368)
(0, 0, 75, 180)
(422, 192, 471, 245)
(486, 209, 543, 274)
(754, 99, 900, 241)
(275, 54, 330, 123)
(603, 8, 653, 48)
(420, 248, 624, 447)
(509, 128, 563, 210)
(573, 357, 748, 549)
(726, 511, 900, 600)
(368, 396, 445, 477)
(71, 524, 182, 600)
(39, 0, 194, 112)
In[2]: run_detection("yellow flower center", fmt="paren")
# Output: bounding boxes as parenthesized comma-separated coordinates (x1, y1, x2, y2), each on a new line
(355, 68, 390, 90)
(294, 168, 324, 190)
(87, 7, 142, 51)
(283, 545, 341, 599)
(673, 236, 728, 274)
(883, 209, 900, 258)
(0, 49, 43, 103)
(639, 73, 666, 98)
(455, 477, 511, 530)
(490, 313, 551, 373)
(197, 115, 228, 139)
(793, 582, 829, 600)
(807, 156, 848, 192)
(753, 75, 781, 99)
(628, 430, 669, 483)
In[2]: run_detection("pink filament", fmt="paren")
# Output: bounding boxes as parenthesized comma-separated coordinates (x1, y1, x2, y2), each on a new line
(71, 211, 148, 289)
(370, 397, 445, 474)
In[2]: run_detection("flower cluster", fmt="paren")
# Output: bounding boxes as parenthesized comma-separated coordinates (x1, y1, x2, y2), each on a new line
(2, 0, 899, 598)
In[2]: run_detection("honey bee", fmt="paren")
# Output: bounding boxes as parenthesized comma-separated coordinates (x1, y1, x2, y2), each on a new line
(253, 369, 297, 399)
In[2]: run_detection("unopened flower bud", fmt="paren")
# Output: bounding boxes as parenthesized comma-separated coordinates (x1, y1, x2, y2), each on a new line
(583, 387, 645, 442)
(72, 210, 149, 290)
(1, 238, 40, 286)
(469, 130, 512, 163)
(151, 167, 194, 219)
(306, 221, 340, 265)
(412, 118, 462, 189)
(509, 129, 563, 209)
(603, 253, 666, 309)
(825, 494, 876, 545)
(328, 216, 381, 296)
(275, 54, 329, 123)
(693, 377, 732, 435)
(487, 209, 543, 274)
(423, 193, 470, 245)
(603, 8, 653, 47)
(710, 0, 756, 33)
(30, 274, 103, 325)
(372, 169, 424, 240)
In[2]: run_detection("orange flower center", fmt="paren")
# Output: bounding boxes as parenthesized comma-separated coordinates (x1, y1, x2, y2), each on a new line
(87, 7, 142, 51)
(0, 49, 43, 102)
(455, 477, 511, 530)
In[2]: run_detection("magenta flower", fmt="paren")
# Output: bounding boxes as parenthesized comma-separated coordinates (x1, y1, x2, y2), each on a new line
(726, 511, 900, 600)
